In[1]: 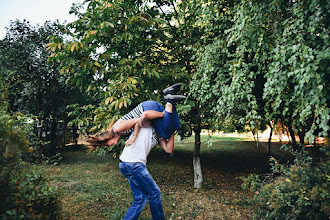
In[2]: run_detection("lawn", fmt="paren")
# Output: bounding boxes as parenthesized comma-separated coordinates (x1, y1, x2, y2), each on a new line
(44, 136, 274, 219)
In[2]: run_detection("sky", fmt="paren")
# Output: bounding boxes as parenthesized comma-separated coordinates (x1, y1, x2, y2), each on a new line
(0, 0, 83, 39)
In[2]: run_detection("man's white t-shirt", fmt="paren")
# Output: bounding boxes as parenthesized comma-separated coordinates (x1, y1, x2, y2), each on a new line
(119, 126, 160, 165)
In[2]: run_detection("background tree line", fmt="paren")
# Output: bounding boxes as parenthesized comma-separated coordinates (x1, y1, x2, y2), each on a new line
(0, 20, 91, 155)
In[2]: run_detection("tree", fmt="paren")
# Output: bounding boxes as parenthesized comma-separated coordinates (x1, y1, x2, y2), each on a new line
(191, 0, 329, 151)
(0, 20, 89, 154)
(0, 73, 59, 219)
(47, 0, 175, 131)
(157, 0, 217, 189)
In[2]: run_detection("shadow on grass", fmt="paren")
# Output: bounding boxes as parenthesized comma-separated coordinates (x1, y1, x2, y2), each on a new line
(149, 140, 273, 173)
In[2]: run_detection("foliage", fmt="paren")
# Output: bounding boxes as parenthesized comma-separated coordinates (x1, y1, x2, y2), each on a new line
(0, 161, 60, 220)
(189, 0, 248, 132)
(46, 0, 213, 134)
(47, 0, 173, 131)
(1, 20, 63, 114)
(0, 98, 59, 219)
(242, 147, 329, 219)
(0, 20, 91, 152)
(191, 0, 330, 144)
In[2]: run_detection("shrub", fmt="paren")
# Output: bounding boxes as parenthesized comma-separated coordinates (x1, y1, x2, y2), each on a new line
(0, 110, 60, 219)
(242, 147, 329, 219)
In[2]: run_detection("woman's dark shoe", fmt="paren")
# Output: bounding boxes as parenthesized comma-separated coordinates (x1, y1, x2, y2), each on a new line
(164, 94, 186, 104)
(163, 83, 182, 95)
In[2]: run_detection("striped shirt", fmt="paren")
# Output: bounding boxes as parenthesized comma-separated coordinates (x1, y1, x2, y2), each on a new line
(120, 104, 144, 135)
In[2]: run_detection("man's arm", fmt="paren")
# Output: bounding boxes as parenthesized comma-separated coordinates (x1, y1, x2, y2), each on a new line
(159, 133, 175, 153)
(113, 110, 164, 133)
(113, 118, 140, 134)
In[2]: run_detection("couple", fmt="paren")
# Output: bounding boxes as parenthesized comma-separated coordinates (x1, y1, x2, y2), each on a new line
(88, 83, 185, 220)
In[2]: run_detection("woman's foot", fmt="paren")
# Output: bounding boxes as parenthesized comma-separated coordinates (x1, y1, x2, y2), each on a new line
(164, 94, 186, 104)
(163, 83, 182, 95)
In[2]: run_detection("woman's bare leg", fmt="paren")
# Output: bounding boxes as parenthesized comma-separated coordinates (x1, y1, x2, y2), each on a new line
(164, 103, 173, 113)
(139, 110, 164, 127)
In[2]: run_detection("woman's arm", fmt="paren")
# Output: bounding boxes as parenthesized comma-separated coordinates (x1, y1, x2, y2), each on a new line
(125, 122, 140, 146)
(159, 133, 175, 153)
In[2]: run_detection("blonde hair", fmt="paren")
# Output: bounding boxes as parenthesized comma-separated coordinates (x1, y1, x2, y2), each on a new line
(86, 128, 115, 147)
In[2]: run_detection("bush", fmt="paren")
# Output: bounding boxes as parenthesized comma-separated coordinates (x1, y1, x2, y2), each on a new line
(0, 110, 60, 219)
(242, 147, 330, 219)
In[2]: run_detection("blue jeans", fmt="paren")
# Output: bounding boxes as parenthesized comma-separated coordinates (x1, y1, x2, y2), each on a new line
(142, 100, 180, 139)
(119, 162, 165, 220)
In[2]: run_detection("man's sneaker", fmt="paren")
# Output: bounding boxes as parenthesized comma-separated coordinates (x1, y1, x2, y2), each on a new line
(163, 83, 182, 95)
(164, 94, 186, 104)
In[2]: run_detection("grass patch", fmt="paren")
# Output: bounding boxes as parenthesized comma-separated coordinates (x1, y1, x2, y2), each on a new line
(44, 136, 275, 219)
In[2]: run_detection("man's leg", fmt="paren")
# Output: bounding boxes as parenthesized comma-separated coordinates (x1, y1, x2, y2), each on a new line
(120, 162, 165, 220)
(124, 180, 148, 220)
(120, 162, 148, 220)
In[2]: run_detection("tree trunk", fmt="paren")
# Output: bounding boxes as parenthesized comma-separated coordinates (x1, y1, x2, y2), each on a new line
(287, 124, 298, 150)
(50, 115, 57, 155)
(193, 155, 203, 189)
(252, 130, 259, 147)
(63, 115, 67, 146)
(178, 135, 182, 143)
(37, 119, 42, 140)
(267, 124, 273, 155)
(193, 122, 203, 189)
(297, 129, 305, 147)
(256, 129, 259, 148)
(286, 127, 291, 143)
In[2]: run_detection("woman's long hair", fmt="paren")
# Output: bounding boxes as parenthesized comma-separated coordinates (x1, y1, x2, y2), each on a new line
(86, 128, 115, 147)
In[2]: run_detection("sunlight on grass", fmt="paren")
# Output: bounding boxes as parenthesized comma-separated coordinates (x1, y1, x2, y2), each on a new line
(43, 136, 271, 219)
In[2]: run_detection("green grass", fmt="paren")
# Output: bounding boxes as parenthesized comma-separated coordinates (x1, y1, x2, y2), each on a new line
(44, 136, 274, 219)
